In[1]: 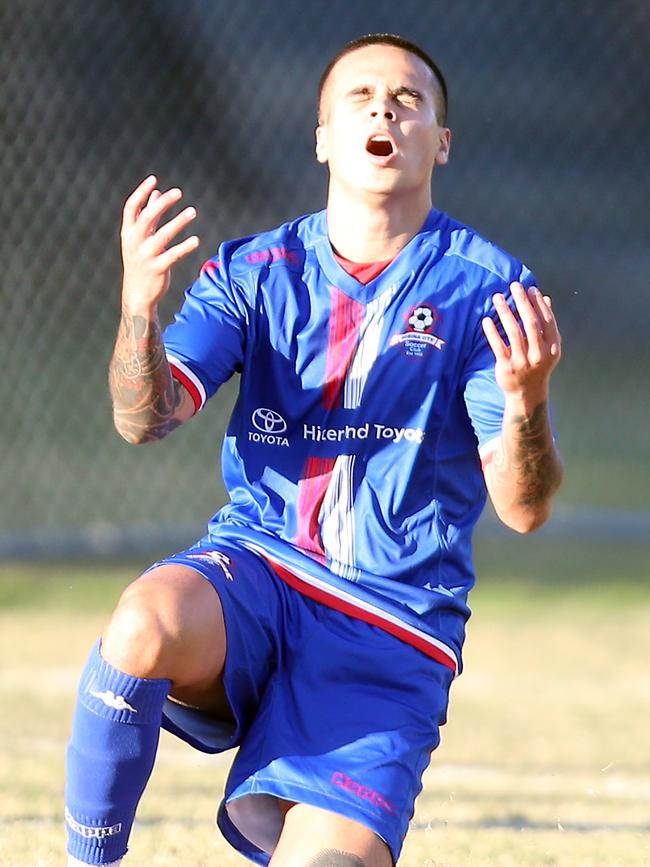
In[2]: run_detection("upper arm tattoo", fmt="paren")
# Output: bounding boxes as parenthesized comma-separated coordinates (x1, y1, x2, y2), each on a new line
(305, 851, 366, 867)
(108, 310, 188, 443)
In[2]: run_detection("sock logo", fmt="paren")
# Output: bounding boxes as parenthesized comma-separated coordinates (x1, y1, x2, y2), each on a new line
(65, 808, 122, 838)
(88, 688, 137, 713)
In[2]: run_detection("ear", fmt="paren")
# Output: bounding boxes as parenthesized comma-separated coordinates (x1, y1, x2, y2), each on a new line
(315, 122, 329, 164)
(434, 128, 452, 166)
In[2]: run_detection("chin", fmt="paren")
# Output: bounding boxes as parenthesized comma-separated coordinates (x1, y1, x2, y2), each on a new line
(365, 177, 419, 199)
(343, 171, 405, 197)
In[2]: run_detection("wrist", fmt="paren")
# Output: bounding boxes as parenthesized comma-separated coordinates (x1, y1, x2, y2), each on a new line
(120, 271, 165, 318)
(503, 386, 549, 418)
(120, 290, 159, 320)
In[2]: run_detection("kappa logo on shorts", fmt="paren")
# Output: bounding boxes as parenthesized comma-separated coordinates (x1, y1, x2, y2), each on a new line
(186, 549, 235, 581)
(331, 771, 396, 815)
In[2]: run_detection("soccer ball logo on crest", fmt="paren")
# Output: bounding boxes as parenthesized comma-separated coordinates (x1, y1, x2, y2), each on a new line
(407, 304, 437, 333)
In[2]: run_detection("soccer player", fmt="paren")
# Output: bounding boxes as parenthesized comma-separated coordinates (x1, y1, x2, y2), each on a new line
(65, 34, 563, 867)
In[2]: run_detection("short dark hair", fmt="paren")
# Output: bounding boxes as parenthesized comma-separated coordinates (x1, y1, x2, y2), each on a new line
(318, 34, 448, 125)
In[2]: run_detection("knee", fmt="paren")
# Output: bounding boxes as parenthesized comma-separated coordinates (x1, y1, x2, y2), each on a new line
(101, 583, 171, 678)
(101, 567, 226, 684)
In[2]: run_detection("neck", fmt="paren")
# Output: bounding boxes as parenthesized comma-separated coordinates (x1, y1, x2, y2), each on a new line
(326, 185, 433, 262)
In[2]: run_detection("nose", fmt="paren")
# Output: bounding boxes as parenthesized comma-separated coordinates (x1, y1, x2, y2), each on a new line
(370, 105, 396, 122)
(369, 91, 396, 122)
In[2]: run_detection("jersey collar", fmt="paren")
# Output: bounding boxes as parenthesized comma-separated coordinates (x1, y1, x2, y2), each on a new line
(313, 208, 445, 301)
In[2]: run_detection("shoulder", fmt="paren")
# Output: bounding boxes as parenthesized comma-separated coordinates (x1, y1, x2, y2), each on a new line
(421, 210, 534, 289)
(214, 211, 326, 280)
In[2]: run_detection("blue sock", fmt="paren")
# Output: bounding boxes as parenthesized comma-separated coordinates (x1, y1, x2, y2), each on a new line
(65, 640, 171, 864)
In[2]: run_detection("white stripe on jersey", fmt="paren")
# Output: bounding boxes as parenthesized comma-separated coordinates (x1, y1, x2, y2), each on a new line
(320, 454, 356, 573)
(344, 285, 397, 409)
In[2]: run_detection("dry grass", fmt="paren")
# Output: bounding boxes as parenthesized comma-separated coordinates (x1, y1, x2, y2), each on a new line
(1, 551, 649, 866)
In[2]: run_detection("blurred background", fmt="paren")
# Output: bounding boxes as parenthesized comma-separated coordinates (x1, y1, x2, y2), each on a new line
(1, 0, 648, 559)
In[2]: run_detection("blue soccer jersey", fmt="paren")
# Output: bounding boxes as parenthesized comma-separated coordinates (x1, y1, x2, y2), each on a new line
(163, 208, 535, 675)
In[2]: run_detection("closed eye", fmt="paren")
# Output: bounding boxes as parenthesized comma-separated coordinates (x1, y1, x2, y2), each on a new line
(394, 87, 422, 106)
(346, 86, 422, 107)
(348, 86, 373, 101)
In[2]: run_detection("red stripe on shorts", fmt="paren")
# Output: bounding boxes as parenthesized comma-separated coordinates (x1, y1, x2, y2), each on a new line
(261, 554, 458, 674)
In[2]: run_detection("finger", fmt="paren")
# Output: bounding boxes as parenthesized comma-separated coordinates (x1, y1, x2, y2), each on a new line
(123, 175, 158, 225)
(540, 294, 562, 359)
(139, 187, 183, 235)
(493, 292, 527, 362)
(530, 289, 561, 354)
(157, 235, 200, 270)
(510, 282, 544, 357)
(148, 206, 197, 252)
(146, 188, 161, 208)
(142, 189, 163, 233)
(529, 287, 549, 321)
(543, 295, 561, 358)
(482, 315, 510, 360)
(529, 288, 555, 336)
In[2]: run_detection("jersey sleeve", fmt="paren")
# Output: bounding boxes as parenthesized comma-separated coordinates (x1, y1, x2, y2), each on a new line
(163, 255, 248, 413)
(461, 265, 537, 459)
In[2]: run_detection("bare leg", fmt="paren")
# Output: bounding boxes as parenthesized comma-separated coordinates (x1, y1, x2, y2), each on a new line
(269, 803, 393, 867)
(101, 564, 231, 714)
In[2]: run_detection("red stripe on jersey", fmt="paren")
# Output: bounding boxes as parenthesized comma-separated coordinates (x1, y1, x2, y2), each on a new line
(323, 287, 365, 410)
(168, 362, 202, 414)
(294, 457, 336, 556)
(262, 554, 457, 674)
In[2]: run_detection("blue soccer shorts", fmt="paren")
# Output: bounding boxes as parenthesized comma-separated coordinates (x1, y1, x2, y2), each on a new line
(150, 538, 453, 865)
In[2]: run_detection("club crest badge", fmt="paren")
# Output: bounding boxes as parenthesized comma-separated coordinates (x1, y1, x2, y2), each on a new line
(389, 304, 446, 357)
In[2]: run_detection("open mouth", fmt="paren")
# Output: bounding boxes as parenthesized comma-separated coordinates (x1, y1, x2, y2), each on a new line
(366, 135, 395, 158)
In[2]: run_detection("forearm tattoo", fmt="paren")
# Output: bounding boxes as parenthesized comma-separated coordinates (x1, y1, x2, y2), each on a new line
(305, 851, 366, 867)
(493, 401, 561, 506)
(108, 310, 184, 442)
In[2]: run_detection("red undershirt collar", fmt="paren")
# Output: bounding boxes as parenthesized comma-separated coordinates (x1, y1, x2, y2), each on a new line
(333, 251, 395, 285)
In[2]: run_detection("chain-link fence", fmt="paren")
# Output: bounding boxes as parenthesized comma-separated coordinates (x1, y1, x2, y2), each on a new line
(2, 0, 649, 558)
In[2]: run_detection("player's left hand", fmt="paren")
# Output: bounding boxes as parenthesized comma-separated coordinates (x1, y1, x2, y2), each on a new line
(482, 281, 562, 401)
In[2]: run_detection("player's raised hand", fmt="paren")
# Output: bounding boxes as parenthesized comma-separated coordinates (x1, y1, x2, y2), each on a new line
(482, 281, 562, 402)
(120, 175, 199, 314)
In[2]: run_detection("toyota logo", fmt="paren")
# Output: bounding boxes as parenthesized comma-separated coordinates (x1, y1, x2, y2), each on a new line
(251, 407, 287, 433)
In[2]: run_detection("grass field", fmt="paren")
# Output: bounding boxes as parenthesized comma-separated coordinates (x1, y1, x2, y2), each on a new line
(1, 537, 649, 866)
